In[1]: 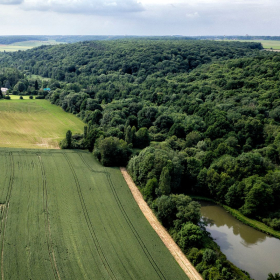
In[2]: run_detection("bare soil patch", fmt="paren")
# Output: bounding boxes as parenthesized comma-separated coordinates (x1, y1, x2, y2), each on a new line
(120, 167, 203, 280)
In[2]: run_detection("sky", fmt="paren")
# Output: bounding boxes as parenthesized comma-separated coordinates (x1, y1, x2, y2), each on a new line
(0, 0, 279, 36)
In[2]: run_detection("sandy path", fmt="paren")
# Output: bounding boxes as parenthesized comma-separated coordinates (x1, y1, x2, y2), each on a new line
(120, 168, 203, 280)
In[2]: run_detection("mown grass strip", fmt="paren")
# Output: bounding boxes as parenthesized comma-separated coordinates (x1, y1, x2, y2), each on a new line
(191, 195, 280, 239)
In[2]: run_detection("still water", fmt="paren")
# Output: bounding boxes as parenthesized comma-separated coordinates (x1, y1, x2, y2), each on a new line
(200, 202, 280, 280)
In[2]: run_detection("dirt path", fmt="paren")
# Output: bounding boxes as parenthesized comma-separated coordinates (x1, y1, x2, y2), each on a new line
(120, 168, 203, 280)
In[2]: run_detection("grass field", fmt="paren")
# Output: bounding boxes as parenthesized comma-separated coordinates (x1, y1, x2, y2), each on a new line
(221, 39, 280, 50)
(0, 40, 63, 52)
(0, 149, 187, 280)
(0, 98, 84, 149)
(242, 40, 280, 50)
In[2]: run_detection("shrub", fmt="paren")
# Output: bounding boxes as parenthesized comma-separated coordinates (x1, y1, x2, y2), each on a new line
(203, 249, 217, 265)
(35, 95, 45, 99)
(94, 136, 132, 167)
(177, 223, 203, 252)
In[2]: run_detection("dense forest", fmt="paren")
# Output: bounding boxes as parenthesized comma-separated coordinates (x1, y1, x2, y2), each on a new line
(1, 39, 280, 279)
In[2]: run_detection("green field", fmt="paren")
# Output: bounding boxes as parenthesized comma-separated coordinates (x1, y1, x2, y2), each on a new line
(242, 40, 280, 50)
(0, 148, 187, 279)
(0, 98, 84, 149)
(221, 39, 280, 50)
(0, 40, 63, 52)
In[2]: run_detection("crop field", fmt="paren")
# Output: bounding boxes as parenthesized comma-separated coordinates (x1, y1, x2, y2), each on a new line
(0, 98, 84, 149)
(221, 39, 280, 50)
(0, 149, 187, 280)
(0, 40, 63, 52)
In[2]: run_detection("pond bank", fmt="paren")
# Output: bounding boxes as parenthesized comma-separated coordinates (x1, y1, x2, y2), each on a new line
(191, 196, 280, 239)
(199, 201, 280, 280)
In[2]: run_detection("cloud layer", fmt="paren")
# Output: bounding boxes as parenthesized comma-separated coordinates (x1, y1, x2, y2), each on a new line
(0, 0, 23, 4)
(0, 0, 279, 36)
(22, 0, 144, 15)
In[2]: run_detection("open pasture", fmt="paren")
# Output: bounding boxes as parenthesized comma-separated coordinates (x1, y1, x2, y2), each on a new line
(243, 40, 280, 50)
(221, 39, 280, 50)
(0, 99, 84, 149)
(0, 40, 62, 52)
(0, 149, 187, 280)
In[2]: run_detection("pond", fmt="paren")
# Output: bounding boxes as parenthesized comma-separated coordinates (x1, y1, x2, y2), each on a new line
(200, 201, 280, 280)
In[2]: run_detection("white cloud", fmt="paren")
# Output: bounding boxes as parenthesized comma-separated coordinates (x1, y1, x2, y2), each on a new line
(0, 0, 23, 4)
(0, 0, 280, 36)
(22, 0, 144, 15)
(186, 12, 199, 18)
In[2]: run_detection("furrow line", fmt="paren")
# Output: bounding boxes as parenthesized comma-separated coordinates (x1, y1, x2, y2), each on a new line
(1, 152, 14, 280)
(105, 172, 166, 280)
(63, 153, 116, 280)
(78, 154, 132, 278)
(79, 153, 165, 279)
(37, 155, 61, 280)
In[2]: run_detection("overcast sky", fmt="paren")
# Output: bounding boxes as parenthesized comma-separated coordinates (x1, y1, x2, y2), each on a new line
(0, 0, 279, 36)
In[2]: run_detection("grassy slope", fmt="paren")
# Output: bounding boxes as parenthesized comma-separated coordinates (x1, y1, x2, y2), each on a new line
(0, 40, 63, 52)
(0, 149, 187, 280)
(0, 98, 84, 149)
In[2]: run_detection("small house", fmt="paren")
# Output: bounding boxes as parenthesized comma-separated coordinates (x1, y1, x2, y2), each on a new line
(1, 88, 8, 95)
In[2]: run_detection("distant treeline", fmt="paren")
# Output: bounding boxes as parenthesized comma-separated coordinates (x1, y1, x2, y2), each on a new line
(2, 34, 280, 46)
(196, 35, 280, 41)
(0, 35, 196, 45)
(0, 36, 46, 45)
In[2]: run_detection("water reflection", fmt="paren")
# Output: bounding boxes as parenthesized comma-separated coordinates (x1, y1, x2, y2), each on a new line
(200, 201, 280, 280)
(201, 202, 266, 245)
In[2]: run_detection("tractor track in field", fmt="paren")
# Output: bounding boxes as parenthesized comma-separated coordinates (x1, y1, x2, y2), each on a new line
(120, 168, 203, 280)
(79, 153, 166, 280)
(1, 152, 14, 280)
(78, 154, 133, 279)
(63, 153, 117, 280)
(37, 155, 61, 280)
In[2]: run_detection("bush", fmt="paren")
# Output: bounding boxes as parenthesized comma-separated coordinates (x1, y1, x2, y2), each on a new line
(177, 223, 203, 252)
(4, 95, 10, 100)
(203, 249, 217, 265)
(19, 96, 23, 99)
(29, 95, 33, 99)
(35, 95, 45, 99)
(94, 136, 132, 167)
(143, 178, 158, 200)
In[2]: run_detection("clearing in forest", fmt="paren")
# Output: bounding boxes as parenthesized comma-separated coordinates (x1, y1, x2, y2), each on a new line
(0, 149, 187, 280)
(0, 98, 84, 149)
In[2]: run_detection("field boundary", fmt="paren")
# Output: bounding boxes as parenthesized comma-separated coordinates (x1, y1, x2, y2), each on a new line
(120, 168, 202, 280)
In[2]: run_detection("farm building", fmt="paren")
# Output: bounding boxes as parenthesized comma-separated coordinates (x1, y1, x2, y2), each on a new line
(1, 88, 8, 95)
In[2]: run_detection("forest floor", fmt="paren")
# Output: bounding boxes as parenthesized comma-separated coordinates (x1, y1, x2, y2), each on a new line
(120, 167, 203, 280)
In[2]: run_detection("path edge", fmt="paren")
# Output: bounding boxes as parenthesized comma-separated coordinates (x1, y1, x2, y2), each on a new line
(120, 167, 203, 280)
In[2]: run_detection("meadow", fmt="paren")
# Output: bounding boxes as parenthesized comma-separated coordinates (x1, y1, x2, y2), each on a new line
(0, 40, 62, 52)
(0, 149, 187, 280)
(243, 40, 280, 50)
(221, 39, 280, 50)
(0, 98, 84, 149)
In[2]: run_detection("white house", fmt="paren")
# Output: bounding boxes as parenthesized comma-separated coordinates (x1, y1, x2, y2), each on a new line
(0, 88, 8, 95)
